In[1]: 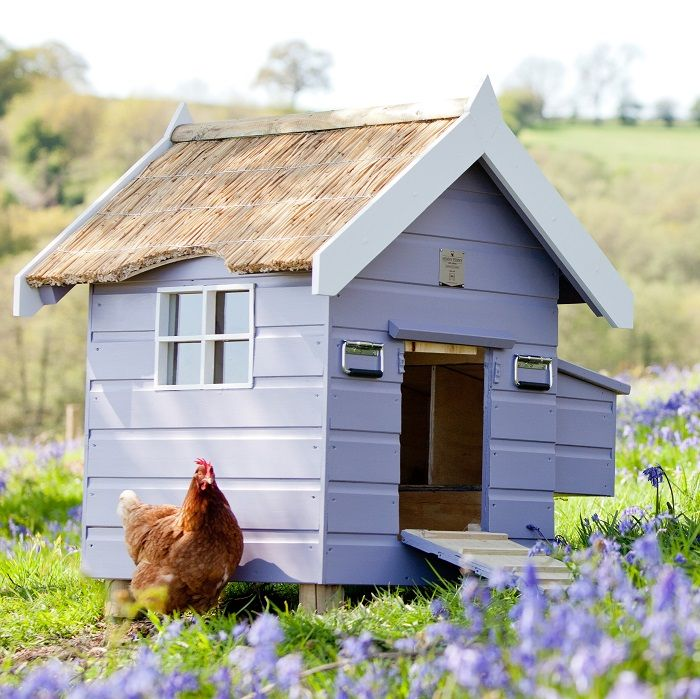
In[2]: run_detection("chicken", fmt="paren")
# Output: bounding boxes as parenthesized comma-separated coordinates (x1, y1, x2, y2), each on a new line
(117, 458, 244, 614)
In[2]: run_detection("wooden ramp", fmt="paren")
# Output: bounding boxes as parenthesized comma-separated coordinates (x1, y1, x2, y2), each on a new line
(401, 529, 571, 590)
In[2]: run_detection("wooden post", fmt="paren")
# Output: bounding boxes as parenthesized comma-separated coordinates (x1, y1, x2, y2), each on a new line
(65, 403, 81, 442)
(298, 584, 344, 613)
(105, 579, 131, 619)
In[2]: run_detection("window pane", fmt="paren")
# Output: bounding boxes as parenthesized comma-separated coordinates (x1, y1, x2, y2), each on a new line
(169, 293, 202, 336)
(215, 291, 249, 334)
(213, 341, 249, 384)
(167, 342, 201, 385)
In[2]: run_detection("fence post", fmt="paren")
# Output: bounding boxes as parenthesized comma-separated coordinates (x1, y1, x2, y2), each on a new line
(65, 403, 81, 442)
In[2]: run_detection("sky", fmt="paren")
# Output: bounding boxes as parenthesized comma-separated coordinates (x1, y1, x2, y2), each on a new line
(3, 1, 699, 116)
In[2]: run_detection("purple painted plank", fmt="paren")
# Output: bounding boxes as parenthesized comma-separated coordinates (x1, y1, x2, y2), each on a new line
(488, 439, 555, 491)
(88, 341, 154, 380)
(332, 280, 558, 346)
(91, 293, 155, 332)
(83, 528, 322, 582)
(326, 484, 398, 534)
(129, 256, 234, 282)
(328, 381, 402, 433)
(557, 398, 615, 448)
(450, 163, 502, 194)
(84, 478, 320, 529)
(558, 372, 616, 402)
(485, 488, 554, 540)
(88, 384, 324, 429)
(490, 391, 556, 443)
(555, 445, 614, 495)
(327, 432, 400, 483)
(256, 286, 328, 327)
(254, 329, 325, 377)
(360, 234, 559, 299)
(405, 189, 540, 249)
(558, 359, 630, 395)
(323, 534, 450, 585)
(87, 429, 323, 479)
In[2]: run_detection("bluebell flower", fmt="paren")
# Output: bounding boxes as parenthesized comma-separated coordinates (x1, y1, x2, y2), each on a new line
(674, 553, 687, 565)
(340, 631, 373, 662)
(247, 613, 284, 647)
(642, 464, 664, 487)
(487, 567, 517, 591)
(429, 598, 448, 619)
(631, 533, 661, 569)
(275, 653, 302, 692)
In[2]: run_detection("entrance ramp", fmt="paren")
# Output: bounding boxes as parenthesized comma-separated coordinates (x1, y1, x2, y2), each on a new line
(401, 529, 571, 589)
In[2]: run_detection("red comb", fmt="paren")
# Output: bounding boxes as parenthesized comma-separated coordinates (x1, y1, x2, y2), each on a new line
(194, 457, 214, 474)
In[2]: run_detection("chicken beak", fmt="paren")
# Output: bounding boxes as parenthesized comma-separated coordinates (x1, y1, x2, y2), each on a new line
(204, 476, 214, 485)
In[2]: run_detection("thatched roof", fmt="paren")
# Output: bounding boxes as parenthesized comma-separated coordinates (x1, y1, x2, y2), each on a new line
(26, 104, 463, 287)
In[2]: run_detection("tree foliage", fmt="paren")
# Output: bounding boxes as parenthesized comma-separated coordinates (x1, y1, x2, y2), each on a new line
(499, 88, 544, 133)
(254, 40, 331, 108)
(654, 99, 677, 127)
(0, 39, 86, 117)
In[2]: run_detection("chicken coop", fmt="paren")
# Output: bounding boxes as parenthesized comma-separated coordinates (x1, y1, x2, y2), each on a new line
(14, 78, 632, 594)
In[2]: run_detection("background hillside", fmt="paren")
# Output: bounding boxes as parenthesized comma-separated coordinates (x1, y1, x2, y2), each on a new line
(2, 80, 699, 435)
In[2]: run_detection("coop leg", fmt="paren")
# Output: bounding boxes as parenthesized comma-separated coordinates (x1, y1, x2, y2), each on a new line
(104, 579, 131, 619)
(298, 584, 344, 613)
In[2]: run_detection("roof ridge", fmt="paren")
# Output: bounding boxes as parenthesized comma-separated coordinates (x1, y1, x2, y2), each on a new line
(171, 98, 468, 143)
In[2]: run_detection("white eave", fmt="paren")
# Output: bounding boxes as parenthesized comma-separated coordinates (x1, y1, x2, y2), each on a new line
(311, 77, 633, 329)
(13, 103, 193, 317)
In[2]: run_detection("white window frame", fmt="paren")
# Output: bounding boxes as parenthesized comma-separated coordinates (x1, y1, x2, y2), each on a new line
(154, 283, 255, 390)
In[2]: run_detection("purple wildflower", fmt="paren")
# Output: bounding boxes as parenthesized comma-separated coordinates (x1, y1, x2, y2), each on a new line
(487, 567, 517, 591)
(429, 598, 449, 619)
(607, 671, 654, 699)
(672, 677, 700, 699)
(340, 631, 374, 662)
(631, 533, 661, 569)
(643, 465, 664, 487)
(674, 553, 687, 565)
(247, 613, 284, 647)
(275, 653, 302, 693)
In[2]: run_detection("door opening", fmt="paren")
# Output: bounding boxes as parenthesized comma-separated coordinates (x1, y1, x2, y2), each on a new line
(399, 342, 484, 531)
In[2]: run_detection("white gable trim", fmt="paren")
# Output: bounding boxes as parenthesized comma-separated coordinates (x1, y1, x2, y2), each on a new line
(312, 78, 633, 329)
(13, 103, 193, 317)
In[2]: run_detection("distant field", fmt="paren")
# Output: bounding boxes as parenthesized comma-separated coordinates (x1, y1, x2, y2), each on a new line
(520, 122, 700, 167)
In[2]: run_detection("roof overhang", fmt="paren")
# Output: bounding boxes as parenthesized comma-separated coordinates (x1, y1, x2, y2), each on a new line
(311, 78, 633, 329)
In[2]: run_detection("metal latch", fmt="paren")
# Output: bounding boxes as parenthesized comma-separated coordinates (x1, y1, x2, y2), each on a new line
(513, 355, 553, 391)
(342, 341, 384, 378)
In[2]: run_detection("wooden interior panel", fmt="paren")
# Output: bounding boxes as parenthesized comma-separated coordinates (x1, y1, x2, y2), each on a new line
(429, 365, 483, 486)
(400, 365, 431, 484)
(399, 489, 481, 531)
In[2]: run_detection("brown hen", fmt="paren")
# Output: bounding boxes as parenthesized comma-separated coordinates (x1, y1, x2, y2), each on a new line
(117, 458, 243, 614)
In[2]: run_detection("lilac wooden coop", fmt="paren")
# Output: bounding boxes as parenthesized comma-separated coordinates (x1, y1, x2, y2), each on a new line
(14, 78, 632, 592)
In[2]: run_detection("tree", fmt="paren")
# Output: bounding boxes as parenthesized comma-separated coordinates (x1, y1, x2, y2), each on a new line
(14, 117, 71, 206)
(254, 40, 331, 108)
(690, 97, 700, 125)
(617, 96, 643, 126)
(575, 44, 641, 123)
(499, 88, 545, 134)
(505, 57, 565, 117)
(0, 38, 86, 117)
(654, 99, 677, 127)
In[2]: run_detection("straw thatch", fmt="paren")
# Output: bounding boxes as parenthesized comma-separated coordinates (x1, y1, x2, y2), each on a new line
(26, 114, 459, 287)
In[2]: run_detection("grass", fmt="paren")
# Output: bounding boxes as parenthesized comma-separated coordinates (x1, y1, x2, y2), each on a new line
(520, 121, 700, 167)
(0, 368, 699, 695)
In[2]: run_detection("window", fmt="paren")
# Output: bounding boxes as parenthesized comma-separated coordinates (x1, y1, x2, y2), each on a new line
(155, 285, 254, 388)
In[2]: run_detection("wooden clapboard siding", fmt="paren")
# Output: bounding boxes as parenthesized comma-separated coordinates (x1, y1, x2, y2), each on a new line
(87, 428, 323, 479)
(322, 533, 454, 585)
(482, 344, 557, 541)
(85, 478, 320, 529)
(323, 161, 561, 582)
(555, 368, 618, 496)
(83, 263, 329, 583)
(84, 527, 321, 582)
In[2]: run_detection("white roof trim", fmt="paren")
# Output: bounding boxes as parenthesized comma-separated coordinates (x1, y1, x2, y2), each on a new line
(13, 103, 193, 317)
(312, 77, 633, 329)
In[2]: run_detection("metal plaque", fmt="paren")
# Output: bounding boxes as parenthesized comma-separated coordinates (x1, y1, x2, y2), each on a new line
(341, 341, 384, 378)
(513, 355, 553, 391)
(439, 249, 465, 287)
